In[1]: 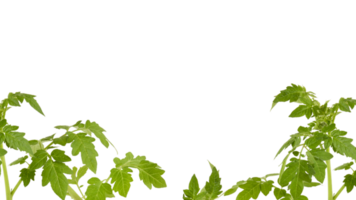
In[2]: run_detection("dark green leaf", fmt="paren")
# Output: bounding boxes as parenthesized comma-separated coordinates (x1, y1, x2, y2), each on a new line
(322, 123, 336, 132)
(312, 160, 327, 183)
(273, 187, 286, 199)
(303, 182, 320, 187)
(339, 98, 351, 112)
(332, 136, 356, 160)
(8, 93, 20, 106)
(331, 130, 347, 137)
(289, 105, 310, 118)
(53, 135, 69, 146)
(261, 180, 273, 196)
(271, 84, 309, 110)
(343, 174, 356, 193)
(0, 149, 7, 157)
(20, 168, 35, 187)
(0, 119, 7, 129)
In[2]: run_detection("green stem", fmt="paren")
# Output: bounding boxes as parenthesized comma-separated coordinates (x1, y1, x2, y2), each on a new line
(76, 183, 86, 199)
(10, 179, 22, 197)
(1, 144, 12, 200)
(67, 185, 83, 200)
(326, 147, 333, 200)
(333, 184, 345, 200)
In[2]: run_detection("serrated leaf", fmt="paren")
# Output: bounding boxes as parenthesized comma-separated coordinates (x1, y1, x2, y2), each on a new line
(339, 98, 351, 112)
(237, 179, 261, 200)
(271, 84, 309, 110)
(24, 94, 45, 116)
(332, 136, 356, 160)
(322, 123, 336, 132)
(85, 120, 109, 148)
(204, 167, 222, 200)
(261, 180, 273, 196)
(309, 149, 333, 160)
(28, 139, 38, 145)
(183, 174, 200, 199)
(10, 155, 28, 166)
(137, 160, 167, 189)
(20, 168, 35, 187)
(275, 137, 295, 159)
(68, 132, 98, 173)
(29, 150, 48, 170)
(51, 149, 71, 162)
(335, 162, 354, 171)
(68, 165, 89, 185)
(289, 105, 310, 118)
(343, 173, 356, 193)
(5, 131, 33, 155)
(53, 135, 69, 146)
(85, 177, 113, 200)
(224, 181, 246, 196)
(41, 160, 72, 200)
(110, 167, 133, 197)
(279, 157, 311, 198)
(312, 160, 327, 183)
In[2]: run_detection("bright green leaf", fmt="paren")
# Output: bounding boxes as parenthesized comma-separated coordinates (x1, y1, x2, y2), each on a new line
(68, 132, 98, 173)
(5, 131, 33, 155)
(29, 150, 48, 170)
(85, 120, 109, 148)
(85, 177, 113, 200)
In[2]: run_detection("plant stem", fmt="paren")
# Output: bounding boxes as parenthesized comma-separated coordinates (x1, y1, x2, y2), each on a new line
(76, 183, 86, 199)
(11, 179, 22, 197)
(1, 144, 12, 200)
(67, 185, 83, 200)
(326, 147, 333, 200)
(333, 184, 345, 200)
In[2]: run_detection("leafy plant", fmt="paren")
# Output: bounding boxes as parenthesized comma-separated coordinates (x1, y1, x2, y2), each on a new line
(183, 84, 356, 200)
(0, 92, 167, 200)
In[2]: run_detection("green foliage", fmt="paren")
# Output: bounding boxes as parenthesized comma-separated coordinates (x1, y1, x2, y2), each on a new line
(203, 166, 223, 199)
(85, 178, 113, 200)
(110, 152, 167, 198)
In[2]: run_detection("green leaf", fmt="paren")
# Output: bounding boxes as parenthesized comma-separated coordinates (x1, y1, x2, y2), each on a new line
(312, 160, 327, 183)
(309, 149, 333, 160)
(183, 174, 200, 199)
(332, 136, 356, 160)
(0, 148, 7, 157)
(68, 132, 98, 173)
(28, 139, 38, 145)
(113, 152, 146, 169)
(322, 123, 336, 132)
(331, 130, 347, 137)
(335, 162, 354, 171)
(289, 105, 310, 118)
(68, 165, 89, 185)
(280, 159, 311, 198)
(271, 84, 310, 110)
(40, 134, 55, 142)
(274, 187, 286, 199)
(54, 125, 71, 131)
(85, 177, 113, 200)
(20, 168, 35, 187)
(51, 149, 71, 162)
(303, 182, 320, 187)
(53, 135, 69, 146)
(339, 98, 352, 112)
(224, 181, 246, 196)
(261, 180, 273, 196)
(0, 119, 7, 129)
(275, 137, 295, 159)
(85, 120, 109, 148)
(306, 151, 316, 164)
(110, 167, 133, 197)
(41, 160, 72, 200)
(10, 155, 28, 166)
(343, 173, 356, 193)
(305, 132, 326, 149)
(8, 93, 20, 106)
(204, 167, 223, 200)
(29, 150, 48, 170)
(137, 160, 167, 189)
(237, 178, 261, 200)
(5, 131, 33, 155)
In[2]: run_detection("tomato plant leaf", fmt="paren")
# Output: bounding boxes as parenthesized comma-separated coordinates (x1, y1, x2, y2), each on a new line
(28, 139, 38, 145)
(335, 162, 354, 171)
(20, 168, 35, 187)
(68, 132, 98, 173)
(183, 174, 200, 199)
(5, 131, 33, 155)
(85, 119, 110, 146)
(332, 136, 356, 160)
(224, 180, 246, 197)
(85, 177, 113, 200)
(9, 155, 28, 166)
(110, 167, 133, 197)
(204, 166, 222, 200)
(29, 150, 48, 170)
